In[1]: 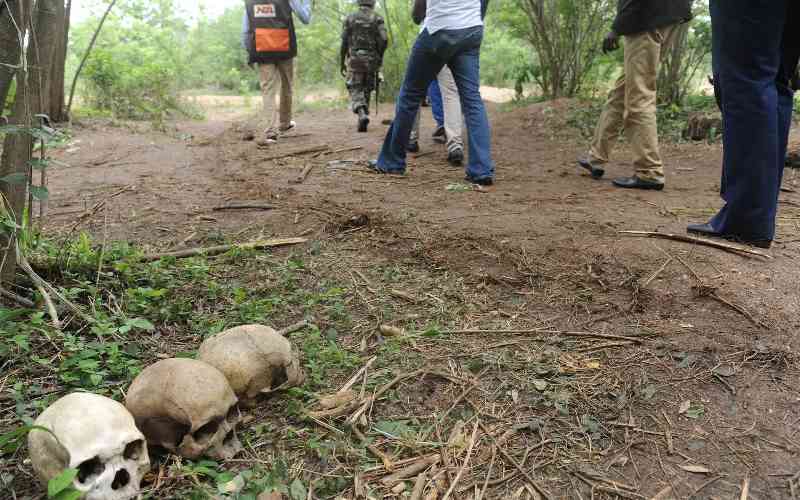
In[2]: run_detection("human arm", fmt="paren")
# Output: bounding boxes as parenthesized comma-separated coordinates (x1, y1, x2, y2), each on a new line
(481, 0, 490, 20)
(377, 17, 388, 60)
(412, 0, 426, 25)
(340, 19, 349, 77)
(289, 0, 312, 25)
(241, 11, 250, 51)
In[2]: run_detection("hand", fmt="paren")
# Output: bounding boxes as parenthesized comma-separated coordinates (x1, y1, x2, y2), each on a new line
(341, 66, 347, 78)
(602, 31, 619, 54)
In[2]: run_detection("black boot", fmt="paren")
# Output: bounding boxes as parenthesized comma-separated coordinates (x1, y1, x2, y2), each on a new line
(357, 107, 370, 133)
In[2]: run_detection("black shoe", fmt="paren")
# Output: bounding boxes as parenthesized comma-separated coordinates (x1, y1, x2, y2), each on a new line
(447, 147, 464, 167)
(358, 115, 369, 133)
(367, 160, 405, 175)
(577, 158, 605, 179)
(687, 223, 772, 249)
(465, 175, 493, 186)
(612, 176, 664, 191)
(407, 141, 420, 153)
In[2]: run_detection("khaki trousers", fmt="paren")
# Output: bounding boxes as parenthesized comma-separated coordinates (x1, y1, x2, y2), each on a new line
(589, 23, 681, 183)
(259, 59, 294, 135)
(412, 66, 463, 150)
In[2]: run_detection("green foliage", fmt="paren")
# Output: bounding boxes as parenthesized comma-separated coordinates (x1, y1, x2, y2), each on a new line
(47, 469, 81, 500)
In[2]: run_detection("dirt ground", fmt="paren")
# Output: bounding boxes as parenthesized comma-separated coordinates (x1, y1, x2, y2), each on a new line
(31, 97, 800, 498)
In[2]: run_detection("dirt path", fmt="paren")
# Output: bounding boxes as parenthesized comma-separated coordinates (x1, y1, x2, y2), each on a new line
(42, 100, 800, 498)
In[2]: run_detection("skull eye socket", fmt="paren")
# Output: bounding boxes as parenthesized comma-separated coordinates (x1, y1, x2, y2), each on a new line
(193, 419, 221, 445)
(111, 468, 130, 490)
(226, 406, 239, 422)
(77, 456, 104, 484)
(223, 430, 236, 446)
(123, 439, 145, 461)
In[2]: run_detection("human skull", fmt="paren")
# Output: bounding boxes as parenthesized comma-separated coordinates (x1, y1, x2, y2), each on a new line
(28, 393, 150, 500)
(124, 358, 242, 460)
(198, 324, 305, 405)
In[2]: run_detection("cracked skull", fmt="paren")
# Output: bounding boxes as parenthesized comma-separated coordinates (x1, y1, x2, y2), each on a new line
(198, 324, 305, 404)
(124, 358, 242, 460)
(28, 393, 150, 500)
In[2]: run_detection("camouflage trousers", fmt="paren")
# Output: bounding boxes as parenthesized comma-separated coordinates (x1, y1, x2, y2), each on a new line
(347, 70, 376, 114)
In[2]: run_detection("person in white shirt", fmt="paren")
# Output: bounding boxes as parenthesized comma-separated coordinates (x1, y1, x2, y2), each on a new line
(370, 0, 494, 186)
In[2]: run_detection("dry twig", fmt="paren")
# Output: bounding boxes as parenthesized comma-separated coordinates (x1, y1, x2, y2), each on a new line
(619, 230, 771, 259)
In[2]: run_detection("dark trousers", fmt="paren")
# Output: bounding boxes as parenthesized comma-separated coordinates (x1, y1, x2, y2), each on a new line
(709, 0, 798, 241)
(377, 26, 494, 181)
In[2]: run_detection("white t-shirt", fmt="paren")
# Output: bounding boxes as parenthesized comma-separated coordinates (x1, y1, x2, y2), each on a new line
(425, 0, 483, 35)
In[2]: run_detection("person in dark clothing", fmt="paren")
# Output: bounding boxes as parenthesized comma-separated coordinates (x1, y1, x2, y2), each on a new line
(687, 1, 798, 248)
(341, 0, 388, 133)
(577, 0, 692, 190)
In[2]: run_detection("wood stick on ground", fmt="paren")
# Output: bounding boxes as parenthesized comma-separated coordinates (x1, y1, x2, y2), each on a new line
(475, 419, 552, 500)
(740, 476, 750, 500)
(381, 455, 440, 485)
(278, 319, 312, 336)
(212, 204, 275, 211)
(0, 287, 35, 308)
(643, 256, 673, 287)
(687, 475, 724, 499)
(709, 292, 768, 329)
(339, 356, 378, 394)
(476, 447, 497, 500)
(139, 238, 307, 262)
(410, 471, 428, 500)
(330, 145, 363, 154)
(259, 144, 330, 160)
(619, 230, 771, 259)
(440, 328, 644, 344)
(441, 421, 480, 500)
(290, 163, 316, 184)
(352, 426, 394, 471)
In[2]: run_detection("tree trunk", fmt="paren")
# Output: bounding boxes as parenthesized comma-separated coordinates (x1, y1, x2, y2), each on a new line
(48, 0, 70, 122)
(0, 0, 60, 283)
(0, 0, 33, 283)
(0, 0, 22, 112)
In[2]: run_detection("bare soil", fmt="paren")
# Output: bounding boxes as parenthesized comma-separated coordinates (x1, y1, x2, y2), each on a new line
(29, 98, 800, 498)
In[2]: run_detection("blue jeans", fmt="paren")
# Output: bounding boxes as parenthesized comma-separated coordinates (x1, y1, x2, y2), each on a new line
(428, 80, 444, 128)
(377, 26, 494, 181)
(708, 0, 796, 241)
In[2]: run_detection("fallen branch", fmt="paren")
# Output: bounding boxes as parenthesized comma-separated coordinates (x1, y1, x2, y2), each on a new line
(352, 425, 394, 471)
(0, 287, 35, 308)
(439, 328, 644, 344)
(258, 144, 330, 159)
(619, 231, 771, 259)
(212, 204, 275, 211)
(138, 238, 307, 262)
(381, 455, 440, 485)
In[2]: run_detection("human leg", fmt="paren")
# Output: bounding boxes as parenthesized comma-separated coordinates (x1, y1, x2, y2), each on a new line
(376, 30, 443, 172)
(277, 58, 294, 130)
(446, 27, 494, 182)
(438, 66, 463, 155)
(258, 63, 281, 138)
(621, 28, 669, 184)
(428, 79, 444, 129)
(588, 73, 626, 164)
(702, 0, 787, 242)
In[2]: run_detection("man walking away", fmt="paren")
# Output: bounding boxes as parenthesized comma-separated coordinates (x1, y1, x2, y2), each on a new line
(577, 0, 692, 190)
(242, 0, 312, 146)
(370, 0, 494, 186)
(341, 0, 388, 133)
(686, 1, 798, 248)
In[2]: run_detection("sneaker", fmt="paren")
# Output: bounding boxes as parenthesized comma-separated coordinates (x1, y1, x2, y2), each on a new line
(279, 121, 297, 133)
(447, 146, 464, 167)
(357, 109, 369, 133)
(407, 141, 420, 153)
